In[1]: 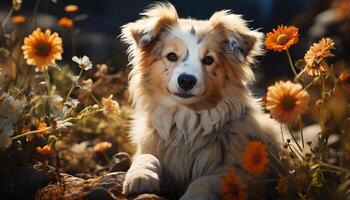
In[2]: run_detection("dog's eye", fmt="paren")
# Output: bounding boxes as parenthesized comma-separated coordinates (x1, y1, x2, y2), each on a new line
(202, 56, 214, 65)
(166, 52, 178, 62)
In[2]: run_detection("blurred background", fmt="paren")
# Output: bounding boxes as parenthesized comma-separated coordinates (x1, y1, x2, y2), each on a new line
(1, 0, 349, 94)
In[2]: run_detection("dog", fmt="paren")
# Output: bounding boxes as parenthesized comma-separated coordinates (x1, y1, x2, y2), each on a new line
(121, 3, 281, 199)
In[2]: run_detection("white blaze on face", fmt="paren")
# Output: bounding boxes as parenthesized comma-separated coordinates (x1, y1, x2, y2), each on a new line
(167, 26, 205, 98)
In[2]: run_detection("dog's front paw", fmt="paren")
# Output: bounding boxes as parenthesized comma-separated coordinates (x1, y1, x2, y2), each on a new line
(123, 168, 160, 195)
(122, 154, 161, 196)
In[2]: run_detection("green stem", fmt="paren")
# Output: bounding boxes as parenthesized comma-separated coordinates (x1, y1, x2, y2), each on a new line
(1, 8, 14, 28)
(31, 0, 41, 27)
(280, 123, 285, 143)
(287, 125, 303, 152)
(11, 127, 52, 140)
(286, 50, 298, 77)
(90, 93, 102, 107)
(65, 68, 84, 101)
(318, 162, 350, 174)
(299, 117, 305, 148)
(44, 67, 51, 95)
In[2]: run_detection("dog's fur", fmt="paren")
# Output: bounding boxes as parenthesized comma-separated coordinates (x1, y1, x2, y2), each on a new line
(121, 3, 281, 199)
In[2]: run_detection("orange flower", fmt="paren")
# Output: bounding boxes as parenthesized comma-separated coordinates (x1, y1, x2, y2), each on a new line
(36, 144, 54, 155)
(58, 17, 74, 28)
(241, 141, 269, 175)
(339, 71, 350, 83)
(265, 25, 299, 52)
(64, 4, 79, 13)
(94, 141, 112, 153)
(304, 38, 335, 76)
(22, 28, 63, 70)
(12, 15, 26, 25)
(221, 170, 247, 200)
(36, 121, 50, 137)
(276, 177, 288, 194)
(102, 95, 121, 116)
(265, 81, 309, 124)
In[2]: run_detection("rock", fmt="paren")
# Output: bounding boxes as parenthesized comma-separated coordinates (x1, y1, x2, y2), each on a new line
(36, 172, 126, 200)
(0, 165, 53, 200)
(134, 194, 165, 200)
(84, 188, 115, 200)
(108, 152, 132, 173)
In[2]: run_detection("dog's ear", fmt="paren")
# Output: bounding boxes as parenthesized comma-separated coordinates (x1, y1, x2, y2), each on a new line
(121, 3, 178, 48)
(209, 10, 263, 62)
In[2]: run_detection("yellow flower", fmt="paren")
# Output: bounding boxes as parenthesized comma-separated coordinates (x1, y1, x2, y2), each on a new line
(36, 144, 53, 155)
(64, 4, 79, 13)
(12, 15, 26, 25)
(102, 95, 121, 116)
(36, 121, 50, 137)
(265, 25, 299, 52)
(58, 17, 74, 28)
(304, 38, 335, 76)
(94, 141, 112, 153)
(241, 141, 269, 176)
(221, 170, 247, 200)
(22, 28, 63, 70)
(265, 81, 309, 124)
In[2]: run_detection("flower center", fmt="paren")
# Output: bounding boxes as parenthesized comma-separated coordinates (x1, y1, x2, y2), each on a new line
(230, 184, 239, 196)
(36, 42, 51, 57)
(281, 95, 296, 110)
(253, 154, 261, 164)
(277, 34, 289, 44)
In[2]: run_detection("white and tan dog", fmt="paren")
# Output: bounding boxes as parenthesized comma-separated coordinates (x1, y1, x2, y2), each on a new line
(121, 3, 281, 199)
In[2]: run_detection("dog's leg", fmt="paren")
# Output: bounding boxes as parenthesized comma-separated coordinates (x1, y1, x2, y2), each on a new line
(179, 175, 221, 200)
(123, 154, 161, 195)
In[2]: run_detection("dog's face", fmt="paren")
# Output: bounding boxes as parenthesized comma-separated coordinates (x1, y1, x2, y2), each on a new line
(122, 3, 262, 110)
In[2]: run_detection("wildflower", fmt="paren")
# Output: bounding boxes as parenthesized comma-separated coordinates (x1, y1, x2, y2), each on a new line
(36, 144, 54, 155)
(304, 38, 335, 76)
(241, 141, 269, 175)
(221, 170, 247, 200)
(64, 4, 79, 13)
(58, 17, 74, 28)
(12, 15, 26, 25)
(80, 79, 93, 92)
(94, 64, 108, 77)
(102, 95, 121, 116)
(36, 121, 50, 137)
(265, 25, 299, 52)
(94, 141, 112, 153)
(72, 55, 92, 71)
(276, 177, 288, 194)
(339, 71, 350, 84)
(12, 0, 22, 11)
(265, 81, 309, 124)
(22, 28, 63, 70)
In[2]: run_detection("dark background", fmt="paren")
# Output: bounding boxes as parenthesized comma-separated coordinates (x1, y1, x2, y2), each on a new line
(0, 0, 336, 93)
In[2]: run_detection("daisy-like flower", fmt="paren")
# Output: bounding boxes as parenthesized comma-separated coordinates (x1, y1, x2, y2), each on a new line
(64, 4, 79, 13)
(58, 17, 74, 28)
(265, 25, 299, 52)
(12, 0, 22, 11)
(94, 141, 112, 153)
(12, 15, 26, 25)
(304, 38, 335, 76)
(72, 55, 92, 71)
(22, 28, 63, 70)
(265, 81, 310, 124)
(221, 170, 247, 200)
(102, 95, 121, 116)
(241, 141, 269, 176)
(36, 144, 54, 155)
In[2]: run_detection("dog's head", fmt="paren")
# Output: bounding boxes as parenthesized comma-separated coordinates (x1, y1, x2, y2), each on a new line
(121, 3, 262, 110)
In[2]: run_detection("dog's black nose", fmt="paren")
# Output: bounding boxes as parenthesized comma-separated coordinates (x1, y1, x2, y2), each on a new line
(178, 74, 197, 91)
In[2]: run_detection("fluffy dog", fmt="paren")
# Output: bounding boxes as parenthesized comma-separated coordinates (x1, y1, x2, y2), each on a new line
(121, 3, 281, 199)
